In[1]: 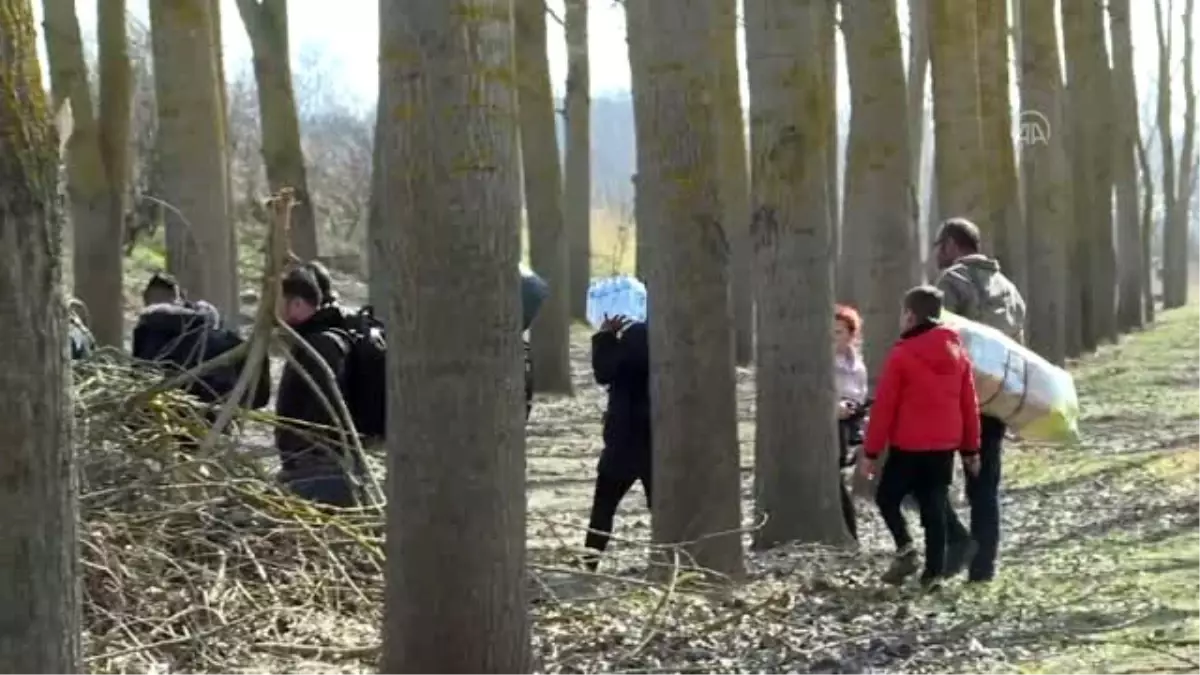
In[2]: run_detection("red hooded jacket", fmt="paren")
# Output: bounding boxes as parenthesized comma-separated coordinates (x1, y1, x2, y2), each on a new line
(863, 321, 981, 459)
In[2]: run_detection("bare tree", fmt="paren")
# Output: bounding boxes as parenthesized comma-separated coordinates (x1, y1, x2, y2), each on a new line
(564, 0, 591, 321)
(235, 0, 320, 261)
(716, 0, 754, 367)
(1019, 0, 1071, 364)
(41, 0, 130, 346)
(907, 0, 931, 281)
(1062, 0, 1117, 350)
(626, 0, 655, 281)
(976, 0, 1025, 293)
(841, 0, 916, 383)
(746, 0, 848, 548)
(150, 0, 238, 317)
(378, 0, 530, 670)
(1156, 0, 1195, 307)
(516, 0, 573, 394)
(639, 0, 745, 577)
(0, 2, 81, 669)
(928, 0, 987, 224)
(1109, 0, 1144, 330)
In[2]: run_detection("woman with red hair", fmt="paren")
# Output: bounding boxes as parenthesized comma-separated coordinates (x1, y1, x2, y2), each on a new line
(834, 304, 869, 541)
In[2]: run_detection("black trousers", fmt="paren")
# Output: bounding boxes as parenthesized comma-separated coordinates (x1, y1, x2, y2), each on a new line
(947, 414, 1006, 580)
(584, 459, 652, 555)
(875, 449, 956, 579)
(837, 418, 862, 540)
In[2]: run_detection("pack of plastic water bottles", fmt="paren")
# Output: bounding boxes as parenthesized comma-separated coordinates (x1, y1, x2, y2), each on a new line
(586, 275, 648, 330)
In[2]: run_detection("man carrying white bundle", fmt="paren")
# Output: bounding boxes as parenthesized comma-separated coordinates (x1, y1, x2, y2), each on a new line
(932, 217, 1027, 584)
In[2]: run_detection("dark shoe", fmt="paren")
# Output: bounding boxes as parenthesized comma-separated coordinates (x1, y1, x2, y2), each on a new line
(966, 571, 995, 584)
(945, 538, 978, 577)
(881, 548, 919, 585)
(919, 574, 944, 592)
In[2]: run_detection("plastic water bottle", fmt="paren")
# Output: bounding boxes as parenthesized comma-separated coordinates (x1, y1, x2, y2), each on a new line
(586, 275, 648, 330)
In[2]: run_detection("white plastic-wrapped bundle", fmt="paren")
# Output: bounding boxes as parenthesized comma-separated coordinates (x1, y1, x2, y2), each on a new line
(941, 311, 1080, 444)
(586, 275, 648, 330)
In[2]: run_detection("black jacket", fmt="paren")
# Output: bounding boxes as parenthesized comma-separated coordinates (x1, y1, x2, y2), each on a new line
(132, 302, 269, 408)
(275, 307, 353, 476)
(592, 322, 650, 473)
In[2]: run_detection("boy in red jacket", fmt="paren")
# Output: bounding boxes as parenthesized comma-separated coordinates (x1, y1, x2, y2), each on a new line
(860, 285, 982, 588)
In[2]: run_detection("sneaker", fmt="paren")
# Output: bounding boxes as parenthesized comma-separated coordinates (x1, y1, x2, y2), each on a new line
(881, 548, 919, 585)
(945, 538, 977, 577)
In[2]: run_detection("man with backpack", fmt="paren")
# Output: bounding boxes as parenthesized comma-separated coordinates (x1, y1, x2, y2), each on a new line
(932, 217, 1027, 584)
(276, 266, 366, 507)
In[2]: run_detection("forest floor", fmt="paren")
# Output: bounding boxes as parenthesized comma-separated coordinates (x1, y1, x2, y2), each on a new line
(510, 303, 1200, 674)
(106, 254, 1198, 673)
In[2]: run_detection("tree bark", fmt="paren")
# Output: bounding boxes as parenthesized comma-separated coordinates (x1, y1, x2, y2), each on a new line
(0, 1, 81, 669)
(746, 0, 849, 548)
(928, 0, 987, 225)
(378, 0, 530, 671)
(1019, 0, 1070, 364)
(564, 0, 591, 321)
(627, 0, 655, 282)
(641, 0, 745, 577)
(907, 0, 930, 283)
(235, 0, 320, 261)
(716, 0, 754, 366)
(976, 0, 1025, 294)
(1135, 132, 1157, 323)
(840, 0, 916, 386)
(823, 0, 840, 284)
(1062, 0, 1117, 350)
(42, 0, 128, 346)
(1109, 0, 1144, 330)
(1153, 0, 1178, 309)
(515, 0, 572, 394)
(150, 0, 238, 318)
(1165, 0, 1196, 308)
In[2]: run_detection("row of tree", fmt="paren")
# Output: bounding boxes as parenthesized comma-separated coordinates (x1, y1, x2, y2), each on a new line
(0, 0, 1197, 671)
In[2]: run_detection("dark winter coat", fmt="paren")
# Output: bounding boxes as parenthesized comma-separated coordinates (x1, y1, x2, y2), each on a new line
(592, 322, 650, 476)
(274, 307, 358, 480)
(132, 302, 270, 408)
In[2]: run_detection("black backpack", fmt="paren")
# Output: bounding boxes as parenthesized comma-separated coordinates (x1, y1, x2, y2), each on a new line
(338, 305, 387, 440)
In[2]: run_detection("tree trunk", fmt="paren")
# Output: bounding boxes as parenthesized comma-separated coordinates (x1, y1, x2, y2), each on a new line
(641, 0, 745, 577)
(841, 0, 916, 385)
(564, 0, 591, 321)
(1165, 0, 1196, 308)
(746, 0, 849, 548)
(42, 0, 127, 347)
(823, 0, 840, 283)
(626, 0, 655, 282)
(716, 0, 754, 366)
(210, 0, 239, 316)
(1153, 0, 1178, 309)
(368, 94, 387, 309)
(150, 0, 238, 318)
(378, 0, 530, 671)
(1135, 132, 1157, 323)
(976, 0, 1026, 294)
(236, 0, 320, 261)
(0, 2, 81, 668)
(1063, 0, 1117, 350)
(515, 0, 573, 394)
(928, 0, 987, 225)
(1019, 0, 1070, 365)
(1109, 0, 1144, 331)
(907, 0, 930, 283)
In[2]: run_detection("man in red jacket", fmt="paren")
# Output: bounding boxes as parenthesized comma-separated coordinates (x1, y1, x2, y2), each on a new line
(860, 285, 982, 589)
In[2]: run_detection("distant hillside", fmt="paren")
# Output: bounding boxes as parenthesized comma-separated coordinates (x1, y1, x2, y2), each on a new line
(555, 94, 636, 209)
(560, 93, 853, 212)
